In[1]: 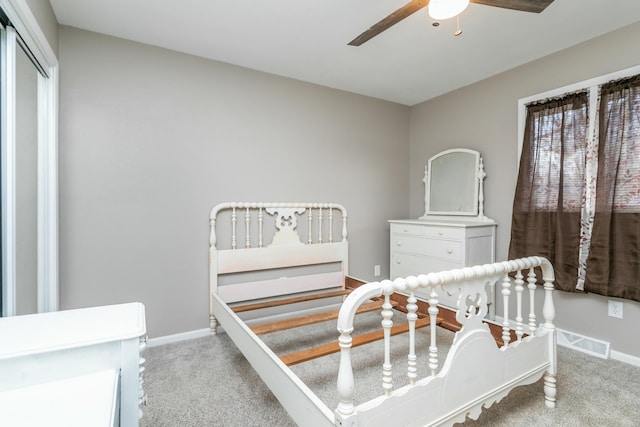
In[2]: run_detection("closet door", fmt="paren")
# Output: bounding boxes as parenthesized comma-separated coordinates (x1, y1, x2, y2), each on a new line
(15, 40, 39, 315)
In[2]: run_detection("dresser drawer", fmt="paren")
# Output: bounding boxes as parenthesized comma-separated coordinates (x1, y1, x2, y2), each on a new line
(391, 235, 462, 262)
(390, 223, 424, 236)
(422, 226, 464, 240)
(391, 253, 460, 278)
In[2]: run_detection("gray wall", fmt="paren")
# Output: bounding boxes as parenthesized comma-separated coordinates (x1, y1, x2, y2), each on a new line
(56, 16, 640, 357)
(409, 22, 640, 358)
(57, 26, 410, 338)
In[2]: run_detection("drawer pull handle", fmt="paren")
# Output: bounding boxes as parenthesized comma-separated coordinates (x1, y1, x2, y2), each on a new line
(396, 241, 402, 246)
(438, 232, 444, 236)
(447, 249, 453, 254)
(396, 260, 401, 264)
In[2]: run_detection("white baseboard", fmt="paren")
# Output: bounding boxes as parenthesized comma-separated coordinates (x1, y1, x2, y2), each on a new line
(611, 350, 640, 367)
(147, 328, 210, 347)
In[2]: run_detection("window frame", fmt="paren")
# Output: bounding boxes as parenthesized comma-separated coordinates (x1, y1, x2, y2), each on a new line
(517, 65, 640, 163)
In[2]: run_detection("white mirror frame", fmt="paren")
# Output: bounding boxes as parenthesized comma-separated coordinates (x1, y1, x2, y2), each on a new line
(420, 148, 491, 222)
(0, 0, 58, 315)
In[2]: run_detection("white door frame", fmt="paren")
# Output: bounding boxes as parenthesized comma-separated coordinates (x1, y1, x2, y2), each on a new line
(0, 0, 58, 315)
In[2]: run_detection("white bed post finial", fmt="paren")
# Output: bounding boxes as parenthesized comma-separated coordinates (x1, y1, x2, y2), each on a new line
(501, 273, 512, 346)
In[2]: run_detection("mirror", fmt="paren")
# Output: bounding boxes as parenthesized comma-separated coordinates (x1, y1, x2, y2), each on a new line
(421, 148, 489, 220)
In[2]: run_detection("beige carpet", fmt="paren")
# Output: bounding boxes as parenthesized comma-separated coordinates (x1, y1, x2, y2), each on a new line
(140, 316, 640, 426)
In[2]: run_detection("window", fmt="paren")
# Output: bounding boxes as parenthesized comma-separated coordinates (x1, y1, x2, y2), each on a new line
(510, 67, 640, 302)
(584, 74, 640, 302)
(509, 92, 588, 290)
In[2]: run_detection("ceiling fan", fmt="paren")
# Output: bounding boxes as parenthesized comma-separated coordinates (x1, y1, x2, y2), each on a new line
(348, 0, 555, 46)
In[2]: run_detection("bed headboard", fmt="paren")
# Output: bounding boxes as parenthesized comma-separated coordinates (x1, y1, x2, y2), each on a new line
(209, 202, 348, 313)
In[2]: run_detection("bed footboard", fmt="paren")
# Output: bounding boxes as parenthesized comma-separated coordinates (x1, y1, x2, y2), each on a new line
(335, 257, 556, 427)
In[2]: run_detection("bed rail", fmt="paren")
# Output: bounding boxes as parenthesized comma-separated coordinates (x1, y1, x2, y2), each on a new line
(335, 256, 556, 426)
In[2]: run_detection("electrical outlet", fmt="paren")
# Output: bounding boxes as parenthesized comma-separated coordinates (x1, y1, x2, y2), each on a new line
(374, 265, 381, 277)
(608, 300, 623, 319)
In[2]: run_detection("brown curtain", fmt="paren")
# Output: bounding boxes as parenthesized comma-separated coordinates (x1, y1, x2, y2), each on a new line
(508, 92, 588, 291)
(584, 75, 640, 302)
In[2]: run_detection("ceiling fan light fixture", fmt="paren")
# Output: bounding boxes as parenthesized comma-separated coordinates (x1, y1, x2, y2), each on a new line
(428, 0, 470, 20)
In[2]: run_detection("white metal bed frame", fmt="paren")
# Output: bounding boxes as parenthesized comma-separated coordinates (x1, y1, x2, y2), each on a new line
(209, 202, 557, 427)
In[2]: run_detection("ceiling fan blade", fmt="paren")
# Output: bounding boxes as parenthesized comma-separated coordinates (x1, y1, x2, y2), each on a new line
(348, 0, 429, 47)
(470, 0, 554, 13)
(348, 0, 554, 47)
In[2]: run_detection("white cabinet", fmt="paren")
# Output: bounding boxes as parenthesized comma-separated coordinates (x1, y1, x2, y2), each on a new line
(0, 303, 147, 427)
(389, 219, 496, 310)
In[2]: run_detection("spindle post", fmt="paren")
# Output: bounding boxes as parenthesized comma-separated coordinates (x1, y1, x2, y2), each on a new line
(328, 207, 334, 243)
(542, 277, 556, 331)
(542, 274, 557, 408)
(428, 286, 439, 376)
(231, 207, 237, 250)
(258, 208, 264, 248)
(527, 267, 537, 335)
(318, 207, 323, 244)
(514, 268, 524, 341)
(501, 273, 511, 346)
(381, 293, 393, 395)
(245, 208, 251, 248)
(336, 330, 355, 417)
(406, 290, 418, 385)
(307, 209, 313, 244)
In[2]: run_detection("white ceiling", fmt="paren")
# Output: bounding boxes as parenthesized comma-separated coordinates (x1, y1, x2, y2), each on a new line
(49, 0, 640, 106)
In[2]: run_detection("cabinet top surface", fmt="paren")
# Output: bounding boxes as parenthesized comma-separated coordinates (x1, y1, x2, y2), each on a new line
(389, 218, 497, 228)
(0, 303, 146, 359)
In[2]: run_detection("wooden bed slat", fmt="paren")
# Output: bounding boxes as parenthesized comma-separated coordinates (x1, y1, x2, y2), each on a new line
(281, 317, 433, 366)
(250, 300, 395, 335)
(232, 290, 351, 313)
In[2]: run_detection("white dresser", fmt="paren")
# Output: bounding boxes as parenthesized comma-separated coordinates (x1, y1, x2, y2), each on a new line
(389, 219, 497, 310)
(0, 303, 147, 426)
